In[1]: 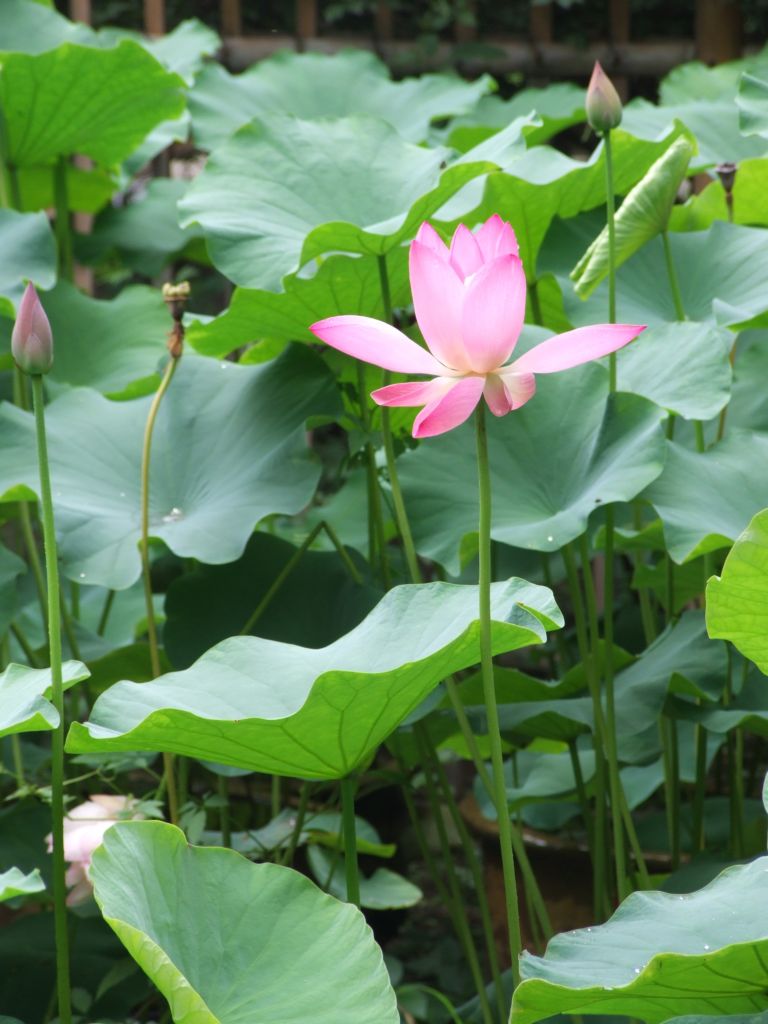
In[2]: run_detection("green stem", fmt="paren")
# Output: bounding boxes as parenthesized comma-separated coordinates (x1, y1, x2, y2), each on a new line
(443, 677, 552, 941)
(662, 231, 686, 322)
(475, 404, 521, 985)
(568, 739, 594, 852)
(529, 277, 543, 326)
(340, 775, 360, 906)
(11, 733, 25, 789)
(579, 534, 627, 901)
(10, 622, 40, 667)
(271, 775, 281, 819)
(413, 760, 494, 1024)
(691, 712, 708, 854)
(96, 590, 115, 636)
(217, 775, 231, 849)
(666, 716, 681, 869)
(240, 522, 323, 635)
(31, 375, 72, 1024)
(377, 255, 422, 583)
(281, 782, 311, 866)
(563, 542, 609, 919)
(603, 129, 617, 389)
(418, 731, 506, 1019)
(17, 503, 48, 629)
(357, 364, 390, 587)
(139, 356, 179, 825)
(320, 521, 364, 584)
(53, 156, 73, 282)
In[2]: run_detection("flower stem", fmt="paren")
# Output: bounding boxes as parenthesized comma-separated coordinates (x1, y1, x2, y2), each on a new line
(340, 775, 360, 906)
(662, 231, 686, 322)
(139, 356, 179, 825)
(410, 757, 494, 1024)
(31, 375, 72, 1024)
(475, 403, 522, 983)
(563, 542, 610, 919)
(53, 156, 73, 282)
(377, 254, 422, 583)
(603, 130, 617, 387)
(217, 775, 232, 848)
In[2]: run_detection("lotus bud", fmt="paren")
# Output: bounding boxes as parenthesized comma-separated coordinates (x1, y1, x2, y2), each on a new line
(12, 283, 53, 375)
(586, 61, 623, 134)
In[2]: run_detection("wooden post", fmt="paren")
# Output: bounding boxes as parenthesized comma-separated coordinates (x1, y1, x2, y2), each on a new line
(296, 0, 318, 50)
(220, 0, 242, 37)
(454, 0, 477, 43)
(69, 0, 91, 22)
(529, 2, 552, 83)
(695, 0, 742, 65)
(143, 0, 166, 35)
(375, 2, 393, 40)
(609, 0, 631, 99)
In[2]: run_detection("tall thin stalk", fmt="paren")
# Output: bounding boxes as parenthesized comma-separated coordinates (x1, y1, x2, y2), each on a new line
(31, 375, 72, 1024)
(340, 775, 360, 906)
(139, 284, 189, 825)
(475, 403, 522, 984)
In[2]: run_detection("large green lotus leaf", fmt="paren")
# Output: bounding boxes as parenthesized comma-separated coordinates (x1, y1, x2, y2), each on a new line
(669, 159, 768, 231)
(0, 660, 90, 738)
(163, 531, 380, 668)
(0, 867, 44, 902)
(0, 209, 57, 318)
(100, 19, 220, 85)
(186, 249, 410, 358)
(620, 99, 767, 168)
(615, 321, 732, 420)
(441, 126, 684, 278)
(29, 282, 169, 397)
(78, 179, 205, 277)
(0, 0, 96, 54)
(571, 136, 694, 299)
(178, 113, 529, 290)
(646, 431, 768, 564)
(66, 579, 562, 778)
(0, 347, 339, 589)
(738, 73, 768, 139)
(188, 49, 491, 150)
(398, 363, 666, 573)
(563, 223, 768, 329)
(660, 48, 768, 104)
(512, 857, 768, 1023)
(446, 83, 585, 151)
(91, 821, 398, 1024)
(0, 41, 185, 168)
(707, 508, 768, 672)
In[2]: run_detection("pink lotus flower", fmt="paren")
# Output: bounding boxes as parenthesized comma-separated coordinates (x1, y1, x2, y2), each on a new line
(46, 795, 141, 905)
(310, 216, 645, 438)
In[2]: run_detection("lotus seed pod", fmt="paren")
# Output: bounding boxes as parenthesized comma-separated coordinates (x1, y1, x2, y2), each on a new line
(12, 282, 53, 375)
(586, 61, 623, 134)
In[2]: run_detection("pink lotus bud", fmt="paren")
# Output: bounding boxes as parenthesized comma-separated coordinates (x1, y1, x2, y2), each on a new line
(12, 282, 53, 375)
(586, 61, 623, 134)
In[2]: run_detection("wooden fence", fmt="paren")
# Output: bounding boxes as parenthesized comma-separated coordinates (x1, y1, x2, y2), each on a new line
(66, 0, 746, 78)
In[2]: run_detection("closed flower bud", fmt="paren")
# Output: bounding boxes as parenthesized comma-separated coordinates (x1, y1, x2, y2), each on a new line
(586, 61, 623, 134)
(12, 283, 53, 375)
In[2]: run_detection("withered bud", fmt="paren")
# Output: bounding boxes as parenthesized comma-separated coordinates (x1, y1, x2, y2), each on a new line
(715, 162, 737, 195)
(12, 282, 53, 375)
(586, 61, 623, 134)
(162, 281, 190, 359)
(162, 280, 191, 323)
